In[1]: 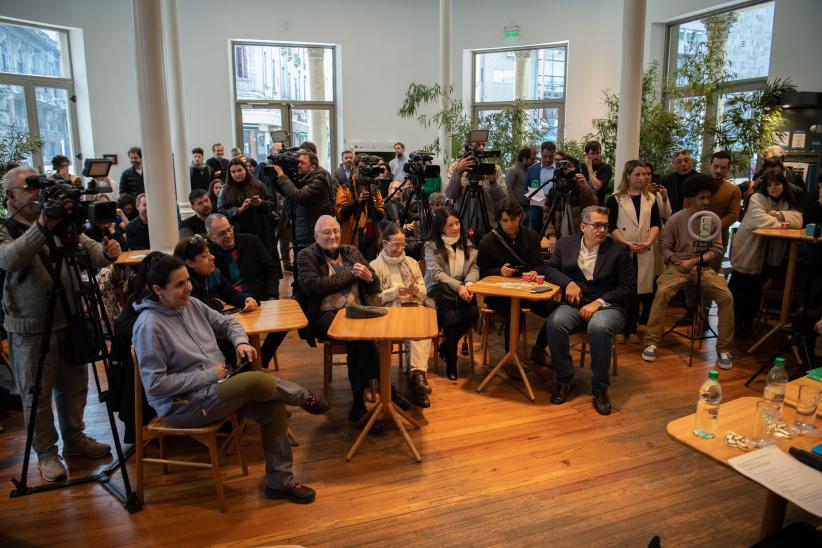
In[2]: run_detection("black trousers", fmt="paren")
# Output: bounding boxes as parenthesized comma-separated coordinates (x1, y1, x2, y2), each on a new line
(315, 310, 379, 393)
(624, 293, 654, 336)
(728, 270, 764, 328)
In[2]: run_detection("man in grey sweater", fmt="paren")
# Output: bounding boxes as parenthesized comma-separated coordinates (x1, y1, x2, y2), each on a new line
(0, 167, 122, 482)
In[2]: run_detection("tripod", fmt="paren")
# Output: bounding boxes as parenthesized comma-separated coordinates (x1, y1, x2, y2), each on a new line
(9, 235, 141, 513)
(540, 189, 577, 242)
(457, 178, 491, 243)
(664, 240, 717, 367)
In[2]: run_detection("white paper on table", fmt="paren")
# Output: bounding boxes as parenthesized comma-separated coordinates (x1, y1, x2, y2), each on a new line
(728, 446, 822, 517)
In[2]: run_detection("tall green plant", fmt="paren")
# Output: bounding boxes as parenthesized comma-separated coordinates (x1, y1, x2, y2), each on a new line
(477, 98, 545, 169)
(0, 124, 44, 217)
(398, 83, 470, 162)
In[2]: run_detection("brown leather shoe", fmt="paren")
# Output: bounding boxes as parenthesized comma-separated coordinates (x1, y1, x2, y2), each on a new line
(550, 382, 574, 405)
(592, 391, 612, 415)
(410, 370, 432, 395)
(265, 483, 316, 504)
(301, 392, 330, 415)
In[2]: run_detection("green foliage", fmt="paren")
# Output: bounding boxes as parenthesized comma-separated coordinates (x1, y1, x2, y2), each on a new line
(0, 125, 44, 217)
(398, 83, 470, 162)
(477, 99, 546, 168)
(556, 137, 586, 161)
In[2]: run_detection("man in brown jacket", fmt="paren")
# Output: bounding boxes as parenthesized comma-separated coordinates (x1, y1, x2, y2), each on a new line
(335, 154, 385, 261)
(705, 150, 741, 271)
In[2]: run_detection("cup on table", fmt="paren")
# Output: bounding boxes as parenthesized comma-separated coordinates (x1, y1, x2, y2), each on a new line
(535, 275, 545, 285)
(793, 385, 821, 434)
(750, 399, 780, 448)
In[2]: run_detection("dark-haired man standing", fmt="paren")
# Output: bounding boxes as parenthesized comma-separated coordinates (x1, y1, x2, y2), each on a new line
(120, 146, 145, 196)
(580, 140, 612, 206)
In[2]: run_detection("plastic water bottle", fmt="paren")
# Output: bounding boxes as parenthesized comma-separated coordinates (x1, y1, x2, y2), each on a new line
(763, 357, 788, 417)
(694, 370, 722, 439)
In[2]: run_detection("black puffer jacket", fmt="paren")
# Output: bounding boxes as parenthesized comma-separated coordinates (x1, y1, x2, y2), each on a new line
(295, 243, 380, 345)
(274, 169, 333, 248)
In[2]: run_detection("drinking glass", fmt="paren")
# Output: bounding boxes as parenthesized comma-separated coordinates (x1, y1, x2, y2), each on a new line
(793, 385, 821, 434)
(750, 399, 780, 448)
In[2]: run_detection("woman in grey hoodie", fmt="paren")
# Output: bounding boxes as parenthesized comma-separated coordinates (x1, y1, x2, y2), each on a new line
(131, 253, 315, 504)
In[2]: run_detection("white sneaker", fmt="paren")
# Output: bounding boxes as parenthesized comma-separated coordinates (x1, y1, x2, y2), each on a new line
(38, 453, 67, 482)
(641, 345, 657, 362)
(717, 352, 733, 370)
(63, 434, 111, 458)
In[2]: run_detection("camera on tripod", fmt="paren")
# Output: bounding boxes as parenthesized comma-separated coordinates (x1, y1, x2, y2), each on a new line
(551, 159, 580, 194)
(26, 158, 117, 239)
(355, 154, 385, 183)
(403, 151, 440, 186)
(460, 129, 500, 188)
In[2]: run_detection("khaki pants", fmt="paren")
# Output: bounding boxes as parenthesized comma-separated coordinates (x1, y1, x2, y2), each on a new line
(644, 264, 735, 354)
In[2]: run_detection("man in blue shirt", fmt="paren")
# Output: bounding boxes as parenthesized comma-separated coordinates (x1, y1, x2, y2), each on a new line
(525, 141, 557, 234)
(389, 142, 408, 182)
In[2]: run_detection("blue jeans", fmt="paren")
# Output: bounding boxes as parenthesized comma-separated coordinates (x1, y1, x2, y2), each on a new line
(545, 304, 624, 394)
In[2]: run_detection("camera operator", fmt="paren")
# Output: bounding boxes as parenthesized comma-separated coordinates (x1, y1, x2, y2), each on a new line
(0, 167, 122, 482)
(271, 151, 334, 281)
(445, 140, 506, 240)
(543, 156, 598, 254)
(335, 154, 385, 262)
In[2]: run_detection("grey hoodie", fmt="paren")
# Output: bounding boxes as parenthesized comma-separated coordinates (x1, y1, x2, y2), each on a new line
(132, 297, 249, 418)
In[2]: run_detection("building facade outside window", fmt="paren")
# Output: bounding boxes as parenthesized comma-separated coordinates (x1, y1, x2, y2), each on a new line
(0, 19, 78, 173)
(232, 42, 336, 169)
(472, 43, 567, 143)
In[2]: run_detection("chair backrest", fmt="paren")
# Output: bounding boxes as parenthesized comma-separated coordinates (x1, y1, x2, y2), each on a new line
(417, 258, 426, 274)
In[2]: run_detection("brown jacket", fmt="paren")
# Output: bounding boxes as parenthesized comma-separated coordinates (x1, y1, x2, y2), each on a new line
(335, 175, 385, 246)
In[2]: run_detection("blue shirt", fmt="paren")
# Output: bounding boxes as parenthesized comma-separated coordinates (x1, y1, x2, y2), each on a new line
(389, 156, 407, 181)
(540, 163, 556, 195)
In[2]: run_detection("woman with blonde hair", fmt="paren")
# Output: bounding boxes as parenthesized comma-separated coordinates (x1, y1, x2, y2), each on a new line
(604, 160, 661, 342)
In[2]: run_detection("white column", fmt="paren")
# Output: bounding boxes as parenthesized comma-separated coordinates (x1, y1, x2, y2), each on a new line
(614, 0, 646, 178)
(439, 0, 452, 166)
(162, 0, 189, 203)
(131, 0, 178, 252)
(308, 48, 329, 168)
(514, 50, 532, 99)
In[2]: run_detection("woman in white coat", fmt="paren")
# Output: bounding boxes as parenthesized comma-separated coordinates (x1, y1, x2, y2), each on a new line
(729, 171, 804, 337)
(605, 160, 661, 342)
(370, 223, 433, 408)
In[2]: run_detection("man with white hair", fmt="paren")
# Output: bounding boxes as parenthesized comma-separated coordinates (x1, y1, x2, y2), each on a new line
(296, 215, 411, 424)
(0, 167, 121, 481)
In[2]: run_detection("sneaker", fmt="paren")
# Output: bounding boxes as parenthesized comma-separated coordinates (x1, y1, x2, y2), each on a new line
(62, 434, 111, 458)
(300, 392, 330, 415)
(265, 482, 316, 504)
(641, 345, 657, 362)
(38, 452, 67, 482)
(717, 352, 733, 370)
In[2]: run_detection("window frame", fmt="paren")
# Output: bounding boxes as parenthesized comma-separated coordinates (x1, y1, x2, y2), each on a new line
(470, 42, 567, 143)
(0, 18, 80, 173)
(230, 40, 337, 165)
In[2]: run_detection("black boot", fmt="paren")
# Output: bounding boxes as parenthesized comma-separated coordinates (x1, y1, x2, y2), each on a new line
(409, 371, 431, 408)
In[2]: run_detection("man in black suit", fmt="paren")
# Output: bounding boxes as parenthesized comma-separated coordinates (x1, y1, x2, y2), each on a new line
(206, 143, 230, 182)
(332, 149, 355, 195)
(541, 205, 635, 415)
(119, 146, 144, 197)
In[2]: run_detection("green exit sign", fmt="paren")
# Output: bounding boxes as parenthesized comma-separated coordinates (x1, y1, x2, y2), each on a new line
(504, 24, 520, 39)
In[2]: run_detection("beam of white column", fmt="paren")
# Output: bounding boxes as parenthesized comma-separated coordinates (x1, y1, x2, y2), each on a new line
(131, 0, 179, 252)
(162, 0, 190, 204)
(614, 0, 646, 180)
(439, 0, 452, 167)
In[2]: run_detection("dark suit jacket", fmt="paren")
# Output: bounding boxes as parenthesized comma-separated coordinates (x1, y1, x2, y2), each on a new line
(541, 233, 635, 317)
(333, 164, 353, 188)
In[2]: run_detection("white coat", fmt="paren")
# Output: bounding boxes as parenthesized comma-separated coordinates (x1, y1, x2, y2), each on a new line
(614, 192, 657, 294)
(730, 192, 803, 275)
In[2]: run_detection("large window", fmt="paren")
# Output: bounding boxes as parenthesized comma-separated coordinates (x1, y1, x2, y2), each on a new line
(0, 20, 78, 173)
(232, 42, 336, 169)
(472, 44, 566, 142)
(664, 2, 774, 161)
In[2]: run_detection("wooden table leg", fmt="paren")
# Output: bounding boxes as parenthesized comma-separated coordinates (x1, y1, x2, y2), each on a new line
(345, 401, 383, 461)
(248, 334, 262, 370)
(747, 240, 798, 354)
(476, 298, 535, 401)
(758, 491, 788, 540)
(388, 404, 422, 462)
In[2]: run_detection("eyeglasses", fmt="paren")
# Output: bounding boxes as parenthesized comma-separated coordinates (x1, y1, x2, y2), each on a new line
(6, 185, 36, 193)
(584, 222, 609, 231)
(317, 228, 341, 236)
(383, 241, 405, 249)
(215, 227, 233, 238)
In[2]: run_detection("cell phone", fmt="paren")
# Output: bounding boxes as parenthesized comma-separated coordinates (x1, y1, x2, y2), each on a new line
(219, 359, 252, 383)
(530, 286, 553, 294)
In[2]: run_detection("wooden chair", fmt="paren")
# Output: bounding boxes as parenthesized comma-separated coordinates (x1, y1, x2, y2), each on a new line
(568, 332, 619, 375)
(131, 349, 248, 513)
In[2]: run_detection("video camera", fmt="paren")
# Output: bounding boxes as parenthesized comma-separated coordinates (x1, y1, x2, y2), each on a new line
(461, 129, 500, 185)
(551, 159, 580, 194)
(26, 158, 117, 239)
(403, 151, 440, 187)
(266, 147, 301, 182)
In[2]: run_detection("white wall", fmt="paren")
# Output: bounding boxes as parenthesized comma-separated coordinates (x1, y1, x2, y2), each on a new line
(1, 0, 820, 180)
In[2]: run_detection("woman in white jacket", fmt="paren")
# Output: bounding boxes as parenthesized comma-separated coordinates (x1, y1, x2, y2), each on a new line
(370, 223, 433, 407)
(729, 171, 804, 337)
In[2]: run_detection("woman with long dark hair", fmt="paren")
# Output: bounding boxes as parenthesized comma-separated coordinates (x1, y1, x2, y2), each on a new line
(131, 252, 318, 504)
(424, 206, 478, 380)
(207, 179, 223, 210)
(730, 171, 804, 337)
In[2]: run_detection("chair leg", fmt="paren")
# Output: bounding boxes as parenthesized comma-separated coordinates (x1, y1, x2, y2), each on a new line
(323, 345, 331, 397)
(135, 437, 145, 505)
(481, 316, 490, 369)
(207, 434, 227, 513)
(159, 437, 169, 475)
(468, 330, 475, 371)
(272, 353, 279, 371)
(521, 314, 528, 356)
(231, 415, 248, 476)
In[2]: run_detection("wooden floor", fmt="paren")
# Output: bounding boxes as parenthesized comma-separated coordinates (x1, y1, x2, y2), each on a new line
(1, 291, 820, 547)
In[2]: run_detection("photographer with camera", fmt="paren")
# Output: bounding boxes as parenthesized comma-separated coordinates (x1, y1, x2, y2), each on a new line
(445, 134, 506, 242)
(335, 154, 385, 262)
(271, 151, 334, 281)
(540, 155, 598, 254)
(0, 167, 122, 482)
